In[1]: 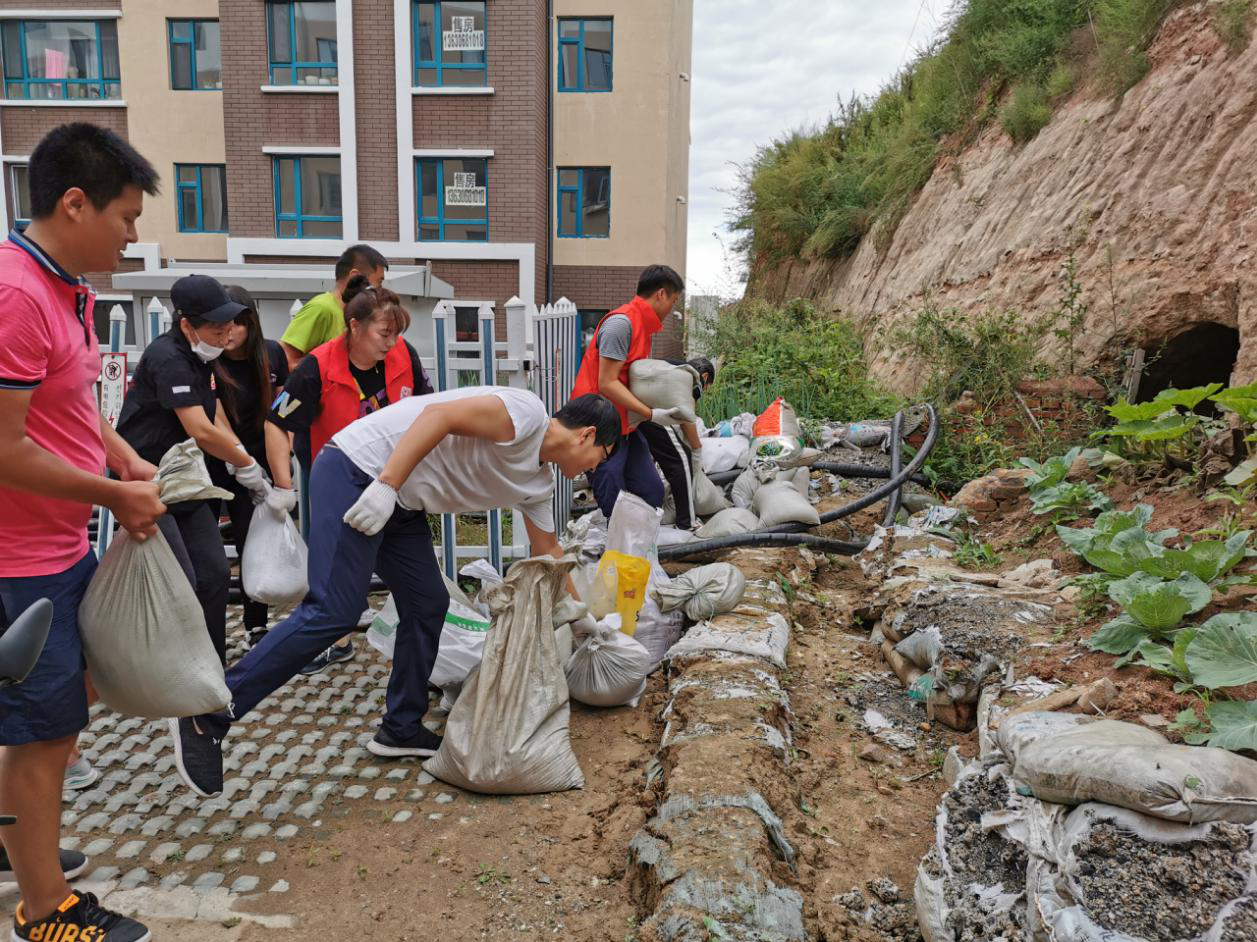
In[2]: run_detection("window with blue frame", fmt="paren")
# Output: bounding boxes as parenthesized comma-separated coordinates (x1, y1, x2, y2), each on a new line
(413, 1, 487, 87)
(0, 20, 121, 100)
(557, 167, 610, 238)
(273, 156, 342, 238)
(9, 164, 30, 230)
(168, 19, 221, 90)
(175, 165, 228, 233)
(557, 18, 611, 92)
(266, 1, 337, 86)
(417, 158, 488, 242)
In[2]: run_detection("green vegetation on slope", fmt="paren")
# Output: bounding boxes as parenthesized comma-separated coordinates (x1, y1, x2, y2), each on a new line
(734, 0, 1178, 267)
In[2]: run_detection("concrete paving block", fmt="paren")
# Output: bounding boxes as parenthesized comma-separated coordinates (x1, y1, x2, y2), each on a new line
(86, 866, 119, 882)
(257, 851, 277, 865)
(241, 823, 272, 841)
(344, 784, 369, 800)
(191, 871, 224, 891)
(230, 875, 259, 894)
(269, 880, 290, 893)
(222, 848, 244, 864)
(118, 868, 149, 889)
(206, 820, 236, 838)
(174, 819, 205, 839)
(435, 792, 456, 804)
(107, 813, 142, 835)
(139, 815, 173, 836)
(185, 843, 213, 862)
(391, 810, 413, 823)
(374, 787, 397, 802)
(149, 842, 181, 864)
(82, 838, 113, 857)
(75, 812, 109, 833)
(274, 824, 299, 841)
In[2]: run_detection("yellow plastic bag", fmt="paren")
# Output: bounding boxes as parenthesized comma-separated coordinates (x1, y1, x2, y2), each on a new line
(589, 550, 651, 636)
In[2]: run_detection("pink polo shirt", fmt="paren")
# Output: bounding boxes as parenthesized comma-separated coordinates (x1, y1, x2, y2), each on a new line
(0, 232, 105, 577)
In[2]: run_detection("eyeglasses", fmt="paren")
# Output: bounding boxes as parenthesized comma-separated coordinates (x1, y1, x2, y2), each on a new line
(601, 442, 614, 462)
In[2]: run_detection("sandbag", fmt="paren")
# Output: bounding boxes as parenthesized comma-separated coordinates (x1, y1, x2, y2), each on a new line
(1028, 802, 1257, 942)
(753, 480, 821, 527)
(692, 464, 731, 516)
(695, 508, 760, 539)
(79, 440, 232, 719)
(368, 575, 492, 704)
(241, 502, 308, 605)
(635, 558, 685, 670)
(1000, 712, 1257, 824)
(424, 556, 584, 794)
(752, 397, 800, 439)
(565, 617, 651, 708)
(627, 359, 700, 423)
(700, 436, 750, 474)
(655, 562, 747, 621)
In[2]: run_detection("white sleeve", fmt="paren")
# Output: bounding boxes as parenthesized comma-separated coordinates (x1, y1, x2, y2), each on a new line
(492, 388, 548, 447)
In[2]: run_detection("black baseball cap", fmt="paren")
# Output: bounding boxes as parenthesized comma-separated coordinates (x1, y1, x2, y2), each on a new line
(171, 274, 247, 323)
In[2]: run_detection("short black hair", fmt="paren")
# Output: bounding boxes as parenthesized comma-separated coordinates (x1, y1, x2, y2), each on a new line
(335, 244, 389, 281)
(29, 123, 159, 219)
(636, 264, 685, 298)
(687, 356, 716, 385)
(555, 394, 621, 446)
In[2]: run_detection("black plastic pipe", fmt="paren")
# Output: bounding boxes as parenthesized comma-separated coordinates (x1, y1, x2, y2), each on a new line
(659, 531, 869, 558)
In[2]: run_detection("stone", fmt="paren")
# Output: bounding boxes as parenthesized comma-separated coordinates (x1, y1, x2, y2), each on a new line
(82, 838, 113, 857)
(275, 824, 299, 841)
(149, 842, 181, 864)
(118, 868, 149, 889)
(230, 875, 260, 894)
(858, 743, 906, 768)
(416, 771, 435, 786)
(191, 871, 224, 891)
(257, 851, 277, 865)
(241, 823, 272, 841)
(116, 840, 146, 860)
(269, 880, 290, 893)
(374, 787, 397, 801)
(185, 843, 213, 862)
(406, 789, 425, 802)
(222, 848, 244, 864)
(344, 785, 369, 800)
(435, 792, 456, 804)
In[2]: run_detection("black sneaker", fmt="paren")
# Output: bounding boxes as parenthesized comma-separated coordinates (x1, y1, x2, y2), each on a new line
(367, 725, 443, 758)
(0, 847, 87, 882)
(13, 890, 150, 942)
(299, 639, 355, 676)
(168, 715, 224, 797)
(243, 626, 269, 649)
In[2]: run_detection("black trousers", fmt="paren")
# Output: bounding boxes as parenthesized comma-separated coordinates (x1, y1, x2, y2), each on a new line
(223, 479, 270, 631)
(157, 499, 230, 666)
(638, 422, 697, 529)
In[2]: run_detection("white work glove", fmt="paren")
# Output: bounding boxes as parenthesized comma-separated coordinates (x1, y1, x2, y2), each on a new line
(231, 460, 269, 500)
(648, 407, 686, 428)
(265, 486, 297, 515)
(343, 479, 398, 536)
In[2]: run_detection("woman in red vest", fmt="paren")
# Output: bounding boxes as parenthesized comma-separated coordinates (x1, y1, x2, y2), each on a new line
(570, 264, 689, 518)
(264, 274, 432, 672)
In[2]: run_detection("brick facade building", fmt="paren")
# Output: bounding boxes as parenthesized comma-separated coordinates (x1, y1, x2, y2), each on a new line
(0, 0, 691, 357)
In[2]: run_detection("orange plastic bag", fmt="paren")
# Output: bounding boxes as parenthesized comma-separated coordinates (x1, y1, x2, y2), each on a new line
(752, 397, 801, 439)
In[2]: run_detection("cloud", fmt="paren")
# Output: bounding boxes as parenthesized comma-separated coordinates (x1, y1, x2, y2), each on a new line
(686, 0, 936, 297)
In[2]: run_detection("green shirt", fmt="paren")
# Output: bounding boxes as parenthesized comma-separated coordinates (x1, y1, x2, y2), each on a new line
(280, 291, 345, 355)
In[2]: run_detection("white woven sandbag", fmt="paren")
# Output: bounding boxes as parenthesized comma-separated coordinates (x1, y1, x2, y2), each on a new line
(627, 359, 700, 423)
(695, 508, 761, 539)
(655, 562, 747, 620)
(424, 557, 584, 795)
(565, 619, 651, 708)
(753, 480, 821, 527)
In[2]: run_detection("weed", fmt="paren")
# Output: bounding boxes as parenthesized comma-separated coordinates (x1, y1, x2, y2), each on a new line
(221, 916, 242, 929)
(1001, 81, 1052, 142)
(953, 532, 1003, 569)
(1215, 0, 1254, 53)
(1052, 254, 1089, 377)
(476, 865, 512, 886)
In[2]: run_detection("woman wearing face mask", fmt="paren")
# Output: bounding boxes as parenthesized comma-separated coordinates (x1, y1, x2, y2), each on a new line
(116, 275, 270, 664)
(264, 274, 432, 675)
(210, 285, 291, 648)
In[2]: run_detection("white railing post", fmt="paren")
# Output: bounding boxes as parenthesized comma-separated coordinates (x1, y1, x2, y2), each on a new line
(431, 300, 457, 576)
(146, 295, 168, 344)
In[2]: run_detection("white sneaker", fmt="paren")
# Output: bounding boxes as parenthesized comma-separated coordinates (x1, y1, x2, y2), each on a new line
(64, 755, 99, 791)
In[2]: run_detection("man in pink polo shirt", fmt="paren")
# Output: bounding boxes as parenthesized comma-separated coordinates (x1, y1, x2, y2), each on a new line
(0, 123, 165, 942)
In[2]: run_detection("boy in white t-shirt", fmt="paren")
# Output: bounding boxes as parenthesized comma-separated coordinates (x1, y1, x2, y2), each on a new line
(167, 387, 620, 797)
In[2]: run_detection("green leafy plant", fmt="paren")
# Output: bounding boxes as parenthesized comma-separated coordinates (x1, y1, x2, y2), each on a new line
(954, 533, 1003, 570)
(1020, 446, 1083, 491)
(1102, 384, 1222, 466)
(1030, 480, 1113, 517)
(1088, 571, 1211, 656)
(1001, 81, 1052, 143)
(1215, 0, 1255, 54)
(1183, 613, 1257, 690)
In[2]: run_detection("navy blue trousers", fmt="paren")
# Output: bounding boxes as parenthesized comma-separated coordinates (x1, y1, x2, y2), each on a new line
(587, 429, 664, 518)
(212, 446, 449, 742)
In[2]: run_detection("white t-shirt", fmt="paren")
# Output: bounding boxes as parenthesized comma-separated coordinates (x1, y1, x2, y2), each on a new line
(332, 385, 556, 532)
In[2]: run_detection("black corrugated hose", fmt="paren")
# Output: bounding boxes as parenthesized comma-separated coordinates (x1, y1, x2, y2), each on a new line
(658, 404, 938, 560)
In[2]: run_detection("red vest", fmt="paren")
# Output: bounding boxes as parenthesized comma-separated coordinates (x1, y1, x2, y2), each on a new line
(571, 296, 663, 435)
(309, 335, 416, 458)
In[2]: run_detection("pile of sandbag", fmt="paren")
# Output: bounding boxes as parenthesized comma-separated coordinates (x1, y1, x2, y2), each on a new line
(915, 708, 1257, 942)
(730, 463, 818, 527)
(80, 441, 233, 719)
(870, 577, 1052, 730)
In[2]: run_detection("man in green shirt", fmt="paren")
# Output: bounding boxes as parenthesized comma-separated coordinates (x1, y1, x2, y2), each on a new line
(279, 244, 389, 371)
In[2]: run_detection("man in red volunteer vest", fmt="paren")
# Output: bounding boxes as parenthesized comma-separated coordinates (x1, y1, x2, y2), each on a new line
(571, 265, 688, 517)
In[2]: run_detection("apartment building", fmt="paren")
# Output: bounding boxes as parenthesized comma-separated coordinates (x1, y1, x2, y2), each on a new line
(0, 0, 691, 355)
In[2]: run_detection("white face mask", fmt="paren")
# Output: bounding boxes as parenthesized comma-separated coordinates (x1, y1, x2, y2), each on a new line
(191, 329, 225, 363)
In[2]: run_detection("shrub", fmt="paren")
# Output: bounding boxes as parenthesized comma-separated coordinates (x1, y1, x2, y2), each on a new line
(1215, 0, 1254, 53)
(1001, 81, 1053, 142)
(698, 298, 901, 426)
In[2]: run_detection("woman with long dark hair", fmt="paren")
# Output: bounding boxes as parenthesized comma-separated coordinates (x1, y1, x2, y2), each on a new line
(214, 285, 290, 647)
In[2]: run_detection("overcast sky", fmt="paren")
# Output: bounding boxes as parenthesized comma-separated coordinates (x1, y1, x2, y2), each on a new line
(686, 0, 940, 298)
